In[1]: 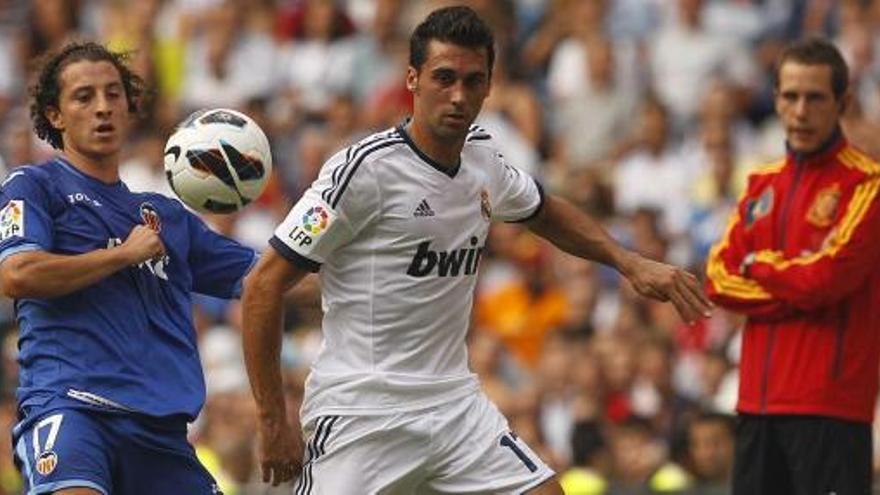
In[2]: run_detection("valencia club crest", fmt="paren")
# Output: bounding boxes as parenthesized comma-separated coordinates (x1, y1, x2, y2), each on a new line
(139, 202, 162, 232)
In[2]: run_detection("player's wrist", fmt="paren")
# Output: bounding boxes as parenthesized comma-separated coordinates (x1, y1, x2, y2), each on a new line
(613, 249, 640, 279)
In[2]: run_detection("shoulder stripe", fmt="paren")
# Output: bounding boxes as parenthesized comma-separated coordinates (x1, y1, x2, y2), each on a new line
(753, 175, 880, 269)
(839, 148, 880, 175)
(748, 159, 786, 177)
(322, 130, 400, 203)
(466, 124, 492, 142)
(328, 138, 404, 208)
(0, 170, 26, 189)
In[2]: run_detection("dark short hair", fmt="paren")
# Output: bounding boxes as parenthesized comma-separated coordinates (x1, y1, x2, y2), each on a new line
(775, 37, 849, 99)
(409, 6, 495, 77)
(689, 411, 735, 437)
(30, 41, 144, 150)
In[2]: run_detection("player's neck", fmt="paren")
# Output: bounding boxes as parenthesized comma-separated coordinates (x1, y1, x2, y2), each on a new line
(62, 148, 120, 184)
(406, 119, 464, 170)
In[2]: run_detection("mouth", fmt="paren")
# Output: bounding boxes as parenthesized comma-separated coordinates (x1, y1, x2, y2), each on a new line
(443, 113, 467, 124)
(94, 123, 115, 136)
(790, 128, 813, 139)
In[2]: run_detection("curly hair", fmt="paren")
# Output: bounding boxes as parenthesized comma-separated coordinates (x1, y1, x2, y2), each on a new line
(29, 41, 145, 150)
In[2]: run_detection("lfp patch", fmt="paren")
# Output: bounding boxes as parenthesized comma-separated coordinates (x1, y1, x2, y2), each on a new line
(278, 196, 338, 254)
(36, 450, 58, 476)
(302, 206, 330, 235)
(0, 200, 24, 240)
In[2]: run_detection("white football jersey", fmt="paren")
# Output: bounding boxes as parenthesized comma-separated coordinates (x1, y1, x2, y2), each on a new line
(271, 124, 543, 423)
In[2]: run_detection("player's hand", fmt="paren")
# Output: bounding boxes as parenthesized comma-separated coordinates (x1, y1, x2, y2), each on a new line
(624, 255, 713, 324)
(256, 416, 302, 486)
(120, 225, 166, 265)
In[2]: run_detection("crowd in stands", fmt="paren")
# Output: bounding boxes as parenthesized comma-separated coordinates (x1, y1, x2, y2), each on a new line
(1, 0, 880, 493)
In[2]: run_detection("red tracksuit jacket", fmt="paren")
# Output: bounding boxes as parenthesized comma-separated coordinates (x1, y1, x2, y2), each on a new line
(705, 132, 880, 423)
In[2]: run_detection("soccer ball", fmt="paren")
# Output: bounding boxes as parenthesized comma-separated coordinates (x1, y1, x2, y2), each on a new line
(164, 108, 272, 213)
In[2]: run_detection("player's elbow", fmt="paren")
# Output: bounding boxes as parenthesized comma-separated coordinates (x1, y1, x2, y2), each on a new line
(242, 263, 284, 302)
(0, 258, 33, 299)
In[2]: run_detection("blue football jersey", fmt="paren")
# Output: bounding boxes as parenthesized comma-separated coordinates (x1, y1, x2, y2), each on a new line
(0, 158, 258, 419)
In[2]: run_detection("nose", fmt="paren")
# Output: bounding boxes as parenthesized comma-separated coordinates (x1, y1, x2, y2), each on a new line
(95, 93, 113, 117)
(793, 97, 808, 120)
(450, 81, 465, 107)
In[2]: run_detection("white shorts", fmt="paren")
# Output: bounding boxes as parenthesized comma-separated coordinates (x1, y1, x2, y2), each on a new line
(294, 391, 555, 494)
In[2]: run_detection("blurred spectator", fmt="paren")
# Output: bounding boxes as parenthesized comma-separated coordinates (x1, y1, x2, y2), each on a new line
(683, 412, 735, 495)
(607, 415, 691, 494)
(476, 56, 543, 175)
(276, 0, 358, 119)
(649, 0, 758, 131)
(550, 35, 638, 172)
(180, 0, 278, 111)
(613, 99, 693, 239)
(560, 420, 610, 495)
(344, 0, 408, 107)
(543, 0, 644, 103)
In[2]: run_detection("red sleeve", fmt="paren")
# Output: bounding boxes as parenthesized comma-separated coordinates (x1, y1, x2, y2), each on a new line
(705, 178, 793, 320)
(749, 173, 880, 310)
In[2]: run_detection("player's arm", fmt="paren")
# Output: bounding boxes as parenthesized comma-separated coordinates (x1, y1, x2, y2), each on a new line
(0, 225, 164, 299)
(241, 248, 307, 486)
(527, 194, 713, 323)
(746, 175, 880, 310)
(704, 199, 795, 321)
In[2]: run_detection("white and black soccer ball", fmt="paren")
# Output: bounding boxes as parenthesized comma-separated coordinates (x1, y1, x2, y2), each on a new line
(164, 108, 272, 213)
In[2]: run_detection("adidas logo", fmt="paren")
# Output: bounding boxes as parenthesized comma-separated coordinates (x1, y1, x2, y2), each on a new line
(413, 199, 435, 217)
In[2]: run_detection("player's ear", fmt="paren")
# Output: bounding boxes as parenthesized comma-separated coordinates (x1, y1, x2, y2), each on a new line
(839, 88, 852, 115)
(45, 106, 64, 131)
(406, 67, 418, 93)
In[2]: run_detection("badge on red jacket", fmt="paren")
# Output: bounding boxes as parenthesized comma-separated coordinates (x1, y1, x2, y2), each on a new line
(806, 184, 841, 228)
(745, 188, 774, 228)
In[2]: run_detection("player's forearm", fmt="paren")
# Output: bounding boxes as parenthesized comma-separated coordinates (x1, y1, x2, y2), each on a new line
(241, 263, 297, 423)
(527, 195, 638, 275)
(0, 248, 135, 299)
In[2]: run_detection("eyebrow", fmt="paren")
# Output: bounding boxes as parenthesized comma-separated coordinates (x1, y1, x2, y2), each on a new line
(69, 81, 124, 93)
(430, 67, 487, 78)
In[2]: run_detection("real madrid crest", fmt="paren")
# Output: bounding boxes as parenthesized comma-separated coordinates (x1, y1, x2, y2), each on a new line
(806, 184, 841, 228)
(480, 189, 492, 221)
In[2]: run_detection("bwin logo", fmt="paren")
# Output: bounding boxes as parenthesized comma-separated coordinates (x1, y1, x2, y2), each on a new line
(407, 237, 484, 277)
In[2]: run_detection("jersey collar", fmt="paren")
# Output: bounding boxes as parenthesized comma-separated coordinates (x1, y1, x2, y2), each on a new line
(396, 119, 460, 179)
(786, 127, 847, 167)
(55, 155, 126, 189)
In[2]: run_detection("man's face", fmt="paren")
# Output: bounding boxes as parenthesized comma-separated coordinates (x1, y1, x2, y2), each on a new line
(689, 421, 733, 481)
(407, 40, 491, 141)
(775, 61, 846, 154)
(47, 59, 131, 159)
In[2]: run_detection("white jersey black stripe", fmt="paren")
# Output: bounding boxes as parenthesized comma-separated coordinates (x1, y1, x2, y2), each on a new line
(272, 124, 543, 427)
(466, 125, 492, 142)
(322, 131, 388, 203)
(328, 137, 404, 208)
(322, 130, 400, 203)
(296, 415, 340, 495)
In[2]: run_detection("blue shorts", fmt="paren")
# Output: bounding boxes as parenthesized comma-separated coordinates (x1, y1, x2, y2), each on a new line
(12, 406, 220, 495)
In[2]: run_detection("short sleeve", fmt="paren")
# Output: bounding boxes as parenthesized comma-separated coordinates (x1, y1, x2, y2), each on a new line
(185, 205, 258, 298)
(490, 152, 544, 223)
(0, 169, 53, 263)
(270, 149, 380, 271)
